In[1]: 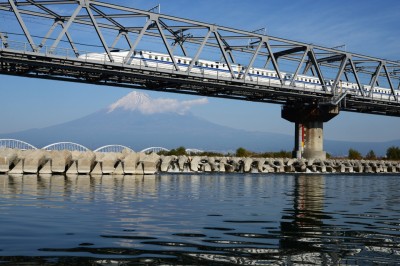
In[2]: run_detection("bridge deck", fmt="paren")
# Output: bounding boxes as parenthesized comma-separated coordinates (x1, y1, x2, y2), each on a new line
(1, 46, 400, 117)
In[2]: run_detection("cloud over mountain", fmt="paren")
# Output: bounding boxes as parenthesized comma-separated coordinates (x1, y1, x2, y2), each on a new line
(108, 91, 208, 115)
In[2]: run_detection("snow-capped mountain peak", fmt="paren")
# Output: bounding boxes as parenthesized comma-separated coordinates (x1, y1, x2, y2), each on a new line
(108, 91, 208, 115)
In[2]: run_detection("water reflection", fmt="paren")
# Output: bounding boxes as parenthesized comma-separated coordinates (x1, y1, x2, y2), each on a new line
(280, 175, 336, 264)
(0, 174, 400, 265)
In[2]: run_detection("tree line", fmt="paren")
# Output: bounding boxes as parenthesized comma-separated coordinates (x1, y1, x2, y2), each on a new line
(348, 146, 400, 160)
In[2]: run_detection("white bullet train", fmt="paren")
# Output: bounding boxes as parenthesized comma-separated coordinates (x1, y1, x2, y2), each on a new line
(79, 50, 399, 99)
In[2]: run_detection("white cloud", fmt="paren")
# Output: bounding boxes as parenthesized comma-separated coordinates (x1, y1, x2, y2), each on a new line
(108, 91, 208, 115)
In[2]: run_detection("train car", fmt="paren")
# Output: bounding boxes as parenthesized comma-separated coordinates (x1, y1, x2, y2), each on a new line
(79, 49, 398, 100)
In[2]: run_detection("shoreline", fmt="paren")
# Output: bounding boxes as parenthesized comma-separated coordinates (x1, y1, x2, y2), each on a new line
(1, 148, 399, 175)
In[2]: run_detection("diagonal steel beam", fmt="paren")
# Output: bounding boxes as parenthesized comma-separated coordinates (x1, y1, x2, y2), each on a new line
(290, 47, 309, 87)
(331, 55, 348, 96)
(187, 29, 211, 73)
(155, 18, 179, 71)
(111, 31, 124, 50)
(369, 62, 382, 92)
(344, 72, 349, 82)
(90, 4, 125, 29)
(303, 60, 312, 75)
(348, 57, 365, 97)
(159, 19, 188, 56)
(214, 30, 235, 78)
(307, 48, 327, 91)
(8, 0, 37, 52)
(124, 19, 153, 64)
(25, 0, 78, 55)
(61, 23, 79, 56)
(84, 1, 113, 62)
(273, 46, 306, 60)
(242, 40, 262, 80)
(264, 56, 271, 68)
(383, 64, 398, 101)
(316, 54, 344, 64)
(123, 32, 134, 48)
(26, 0, 60, 18)
(264, 38, 283, 85)
(50, 4, 82, 53)
(39, 20, 60, 49)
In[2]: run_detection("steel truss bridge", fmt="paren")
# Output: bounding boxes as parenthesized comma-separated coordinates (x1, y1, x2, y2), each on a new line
(0, 0, 399, 117)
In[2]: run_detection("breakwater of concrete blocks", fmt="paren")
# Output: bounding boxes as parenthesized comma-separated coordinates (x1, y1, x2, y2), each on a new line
(1, 148, 400, 175)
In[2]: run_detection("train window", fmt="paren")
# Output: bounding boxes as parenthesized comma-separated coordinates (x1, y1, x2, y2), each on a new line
(216, 65, 219, 69)
(149, 55, 153, 59)
(167, 57, 170, 61)
(140, 51, 143, 55)
(161, 57, 164, 61)
(195, 61, 198, 65)
(133, 51, 137, 56)
(178, 59, 181, 63)
(211, 64, 214, 68)
(257, 71, 260, 75)
(155, 56, 158, 60)
(223, 64, 226, 68)
(206, 63, 209, 67)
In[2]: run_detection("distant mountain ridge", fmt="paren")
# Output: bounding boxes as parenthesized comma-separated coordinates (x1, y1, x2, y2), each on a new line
(1, 92, 399, 156)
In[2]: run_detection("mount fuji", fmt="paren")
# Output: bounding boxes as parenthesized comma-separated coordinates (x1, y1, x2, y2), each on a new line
(0, 91, 292, 152)
(1, 91, 399, 155)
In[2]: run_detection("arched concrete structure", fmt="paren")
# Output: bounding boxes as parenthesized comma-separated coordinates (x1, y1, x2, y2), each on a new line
(94, 145, 133, 153)
(42, 142, 90, 152)
(141, 147, 170, 153)
(0, 139, 37, 150)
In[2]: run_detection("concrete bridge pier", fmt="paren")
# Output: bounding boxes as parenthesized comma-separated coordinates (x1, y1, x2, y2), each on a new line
(282, 104, 339, 160)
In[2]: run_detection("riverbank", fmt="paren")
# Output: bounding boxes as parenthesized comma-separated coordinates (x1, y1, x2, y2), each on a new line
(1, 148, 399, 175)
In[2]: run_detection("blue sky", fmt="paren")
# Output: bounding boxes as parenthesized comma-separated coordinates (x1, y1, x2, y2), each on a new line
(0, 0, 399, 142)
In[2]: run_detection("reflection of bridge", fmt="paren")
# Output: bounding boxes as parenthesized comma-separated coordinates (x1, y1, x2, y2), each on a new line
(0, 139, 200, 154)
(0, 1, 399, 160)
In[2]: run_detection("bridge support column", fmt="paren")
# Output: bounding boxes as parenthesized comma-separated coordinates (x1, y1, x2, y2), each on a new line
(282, 104, 339, 160)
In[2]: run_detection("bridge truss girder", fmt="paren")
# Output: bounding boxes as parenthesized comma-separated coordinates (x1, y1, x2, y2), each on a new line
(0, 0, 399, 115)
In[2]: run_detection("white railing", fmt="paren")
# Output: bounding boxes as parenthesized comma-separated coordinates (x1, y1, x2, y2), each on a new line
(42, 142, 90, 152)
(0, 139, 37, 150)
(94, 145, 133, 153)
(141, 147, 170, 154)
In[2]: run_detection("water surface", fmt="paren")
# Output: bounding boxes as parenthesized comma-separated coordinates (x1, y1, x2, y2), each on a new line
(0, 174, 399, 265)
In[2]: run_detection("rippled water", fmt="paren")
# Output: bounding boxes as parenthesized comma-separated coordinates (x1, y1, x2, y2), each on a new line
(0, 174, 400, 265)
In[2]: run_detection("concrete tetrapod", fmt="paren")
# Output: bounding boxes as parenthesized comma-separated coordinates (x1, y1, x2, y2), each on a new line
(77, 151, 96, 174)
(23, 150, 47, 174)
(139, 153, 161, 175)
(0, 148, 18, 173)
(160, 155, 172, 172)
(95, 152, 121, 174)
(178, 155, 188, 172)
(122, 152, 140, 174)
(190, 156, 201, 172)
(50, 150, 72, 173)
